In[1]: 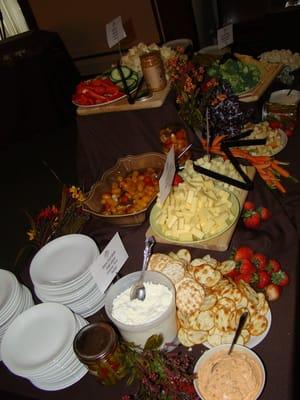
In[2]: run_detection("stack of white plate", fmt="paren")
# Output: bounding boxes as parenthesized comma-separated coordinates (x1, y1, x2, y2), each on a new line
(29, 234, 105, 317)
(1, 302, 89, 391)
(0, 269, 34, 360)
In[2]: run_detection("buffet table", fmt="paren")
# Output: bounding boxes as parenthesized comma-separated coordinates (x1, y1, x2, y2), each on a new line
(1, 86, 299, 399)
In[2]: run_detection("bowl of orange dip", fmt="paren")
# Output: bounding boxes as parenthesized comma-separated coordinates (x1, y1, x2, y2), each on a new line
(193, 344, 265, 400)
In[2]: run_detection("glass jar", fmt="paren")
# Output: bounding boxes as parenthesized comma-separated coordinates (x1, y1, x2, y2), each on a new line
(140, 51, 167, 92)
(73, 322, 127, 385)
(159, 125, 191, 165)
(262, 101, 298, 131)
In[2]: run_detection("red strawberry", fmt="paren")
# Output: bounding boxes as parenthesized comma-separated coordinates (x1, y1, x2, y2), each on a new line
(265, 283, 281, 301)
(172, 174, 183, 186)
(232, 246, 254, 262)
(268, 120, 282, 129)
(243, 210, 261, 230)
(233, 273, 244, 284)
(285, 127, 294, 137)
(226, 268, 239, 278)
(251, 253, 268, 270)
(243, 201, 255, 211)
(239, 272, 255, 284)
(257, 206, 271, 221)
(266, 259, 281, 274)
(239, 259, 256, 275)
(271, 270, 289, 287)
(256, 270, 271, 289)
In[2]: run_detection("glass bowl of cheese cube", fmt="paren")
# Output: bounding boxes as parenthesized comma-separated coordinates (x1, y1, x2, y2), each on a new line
(149, 181, 240, 244)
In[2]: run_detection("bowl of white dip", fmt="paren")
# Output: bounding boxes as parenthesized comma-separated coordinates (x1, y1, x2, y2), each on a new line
(269, 89, 300, 105)
(194, 344, 265, 400)
(104, 271, 177, 348)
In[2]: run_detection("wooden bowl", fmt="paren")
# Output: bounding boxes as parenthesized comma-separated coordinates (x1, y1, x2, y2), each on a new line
(82, 152, 166, 226)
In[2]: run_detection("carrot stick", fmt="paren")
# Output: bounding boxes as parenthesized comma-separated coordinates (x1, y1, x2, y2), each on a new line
(270, 162, 290, 178)
(212, 135, 226, 148)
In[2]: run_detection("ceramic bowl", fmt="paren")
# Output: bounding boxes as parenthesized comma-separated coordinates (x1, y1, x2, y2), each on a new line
(193, 344, 266, 400)
(82, 152, 166, 226)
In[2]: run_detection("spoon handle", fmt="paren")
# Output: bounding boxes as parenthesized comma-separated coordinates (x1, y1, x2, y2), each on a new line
(228, 311, 248, 355)
(140, 236, 155, 280)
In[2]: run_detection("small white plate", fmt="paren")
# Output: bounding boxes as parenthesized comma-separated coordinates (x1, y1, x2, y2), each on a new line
(30, 234, 99, 285)
(1, 303, 76, 375)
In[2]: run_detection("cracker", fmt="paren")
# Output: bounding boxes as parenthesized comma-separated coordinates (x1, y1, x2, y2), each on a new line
(194, 264, 222, 288)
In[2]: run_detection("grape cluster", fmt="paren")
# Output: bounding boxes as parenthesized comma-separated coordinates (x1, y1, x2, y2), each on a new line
(206, 81, 252, 137)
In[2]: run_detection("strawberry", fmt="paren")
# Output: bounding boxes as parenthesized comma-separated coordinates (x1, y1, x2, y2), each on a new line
(268, 120, 282, 129)
(172, 174, 183, 186)
(285, 127, 294, 137)
(239, 272, 255, 284)
(257, 206, 271, 221)
(266, 259, 281, 275)
(239, 259, 256, 275)
(232, 246, 254, 262)
(226, 268, 239, 278)
(233, 273, 244, 284)
(243, 210, 261, 230)
(271, 270, 289, 287)
(265, 283, 281, 301)
(251, 253, 268, 270)
(256, 270, 270, 289)
(243, 201, 255, 211)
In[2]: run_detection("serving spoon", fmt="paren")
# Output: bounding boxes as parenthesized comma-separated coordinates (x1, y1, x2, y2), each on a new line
(228, 311, 249, 355)
(130, 236, 155, 301)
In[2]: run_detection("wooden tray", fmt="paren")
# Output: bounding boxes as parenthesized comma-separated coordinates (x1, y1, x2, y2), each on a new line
(235, 54, 283, 103)
(146, 167, 256, 251)
(76, 82, 171, 116)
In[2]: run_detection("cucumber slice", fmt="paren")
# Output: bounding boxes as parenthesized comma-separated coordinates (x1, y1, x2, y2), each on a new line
(117, 77, 138, 91)
(110, 66, 132, 82)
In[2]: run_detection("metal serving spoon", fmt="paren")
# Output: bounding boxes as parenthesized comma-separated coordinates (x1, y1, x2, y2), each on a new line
(130, 236, 155, 301)
(228, 311, 249, 355)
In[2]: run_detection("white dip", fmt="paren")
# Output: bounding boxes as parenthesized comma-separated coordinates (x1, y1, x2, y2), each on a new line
(112, 282, 172, 325)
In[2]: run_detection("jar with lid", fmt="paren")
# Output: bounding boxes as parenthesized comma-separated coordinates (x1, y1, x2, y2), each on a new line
(159, 125, 191, 165)
(140, 51, 167, 92)
(262, 101, 298, 132)
(73, 322, 127, 385)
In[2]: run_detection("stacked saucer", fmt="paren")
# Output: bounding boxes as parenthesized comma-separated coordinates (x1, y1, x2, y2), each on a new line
(1, 302, 89, 391)
(30, 234, 105, 317)
(0, 269, 34, 360)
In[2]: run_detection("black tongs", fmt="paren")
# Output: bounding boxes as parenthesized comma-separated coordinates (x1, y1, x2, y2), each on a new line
(193, 129, 267, 191)
(117, 63, 134, 104)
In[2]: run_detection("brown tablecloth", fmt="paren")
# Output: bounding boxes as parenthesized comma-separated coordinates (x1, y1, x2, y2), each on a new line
(1, 91, 299, 399)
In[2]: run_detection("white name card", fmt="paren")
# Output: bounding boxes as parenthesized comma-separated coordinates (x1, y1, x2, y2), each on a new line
(159, 146, 175, 205)
(90, 232, 128, 293)
(106, 16, 126, 48)
(217, 24, 233, 49)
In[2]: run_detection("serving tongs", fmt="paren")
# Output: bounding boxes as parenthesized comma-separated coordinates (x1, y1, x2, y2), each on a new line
(117, 63, 134, 104)
(193, 129, 267, 191)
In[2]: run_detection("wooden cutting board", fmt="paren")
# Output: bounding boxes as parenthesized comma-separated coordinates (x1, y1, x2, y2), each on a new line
(235, 54, 283, 103)
(76, 82, 171, 116)
(146, 167, 256, 251)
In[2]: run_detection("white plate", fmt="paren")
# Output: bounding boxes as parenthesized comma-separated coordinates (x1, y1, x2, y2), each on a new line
(30, 234, 99, 285)
(0, 270, 16, 310)
(30, 365, 87, 391)
(270, 129, 288, 156)
(1, 303, 76, 375)
(203, 310, 272, 349)
(73, 85, 137, 108)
